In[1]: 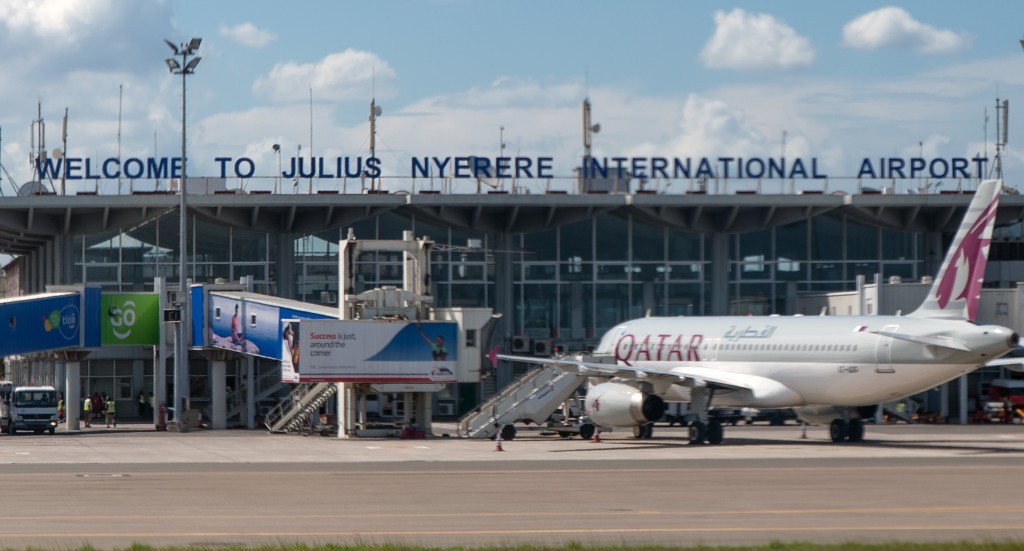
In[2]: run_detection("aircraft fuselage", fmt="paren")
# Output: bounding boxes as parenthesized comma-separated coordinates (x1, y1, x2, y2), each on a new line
(595, 315, 1016, 407)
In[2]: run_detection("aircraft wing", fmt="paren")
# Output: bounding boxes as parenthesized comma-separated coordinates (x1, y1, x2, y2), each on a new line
(496, 354, 800, 402)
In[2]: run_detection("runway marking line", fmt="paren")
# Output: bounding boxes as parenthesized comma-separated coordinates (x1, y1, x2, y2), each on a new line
(5, 504, 1024, 522)
(3, 525, 1024, 539)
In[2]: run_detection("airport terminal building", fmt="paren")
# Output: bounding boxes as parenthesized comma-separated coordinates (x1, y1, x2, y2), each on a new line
(3, 174, 1024, 424)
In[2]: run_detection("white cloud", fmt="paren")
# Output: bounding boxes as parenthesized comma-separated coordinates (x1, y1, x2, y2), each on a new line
(0, 0, 112, 40)
(843, 7, 968, 54)
(700, 9, 814, 70)
(218, 22, 276, 48)
(252, 49, 397, 103)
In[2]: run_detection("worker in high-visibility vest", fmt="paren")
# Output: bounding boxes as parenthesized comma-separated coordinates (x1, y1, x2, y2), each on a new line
(105, 398, 117, 428)
(83, 396, 92, 427)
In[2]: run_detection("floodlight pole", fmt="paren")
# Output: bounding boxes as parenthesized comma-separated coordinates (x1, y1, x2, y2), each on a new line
(165, 37, 201, 423)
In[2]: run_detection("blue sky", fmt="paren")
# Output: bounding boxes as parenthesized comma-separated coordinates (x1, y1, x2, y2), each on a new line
(0, 0, 1022, 195)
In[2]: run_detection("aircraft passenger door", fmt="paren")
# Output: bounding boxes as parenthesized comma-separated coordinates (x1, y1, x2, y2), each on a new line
(708, 338, 720, 361)
(875, 324, 897, 373)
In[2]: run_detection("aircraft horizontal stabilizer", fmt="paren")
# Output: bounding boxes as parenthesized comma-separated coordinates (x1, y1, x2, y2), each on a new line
(872, 330, 970, 351)
(985, 357, 1024, 373)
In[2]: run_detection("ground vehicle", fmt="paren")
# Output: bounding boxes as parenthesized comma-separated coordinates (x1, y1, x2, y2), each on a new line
(989, 379, 1024, 407)
(0, 385, 60, 434)
(985, 379, 1024, 421)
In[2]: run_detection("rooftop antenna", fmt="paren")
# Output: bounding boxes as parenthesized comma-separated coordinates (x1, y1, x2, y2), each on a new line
(0, 125, 4, 196)
(60, 107, 68, 196)
(154, 131, 159, 191)
(308, 85, 314, 193)
(499, 125, 506, 191)
(30, 101, 44, 172)
(983, 105, 988, 166)
(29, 100, 55, 193)
(369, 97, 382, 192)
(368, 67, 382, 193)
(994, 95, 1009, 180)
(117, 84, 123, 194)
(581, 97, 600, 193)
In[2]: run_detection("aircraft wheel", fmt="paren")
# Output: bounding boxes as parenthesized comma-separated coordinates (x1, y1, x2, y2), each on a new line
(578, 423, 596, 440)
(688, 421, 707, 445)
(707, 420, 724, 445)
(559, 431, 572, 438)
(500, 424, 517, 441)
(847, 418, 864, 442)
(633, 425, 645, 439)
(829, 419, 848, 443)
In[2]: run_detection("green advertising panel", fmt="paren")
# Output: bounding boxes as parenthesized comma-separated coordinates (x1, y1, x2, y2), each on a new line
(100, 294, 160, 346)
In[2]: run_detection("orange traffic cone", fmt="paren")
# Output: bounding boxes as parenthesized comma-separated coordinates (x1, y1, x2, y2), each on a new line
(592, 429, 601, 443)
(800, 422, 808, 440)
(494, 431, 504, 452)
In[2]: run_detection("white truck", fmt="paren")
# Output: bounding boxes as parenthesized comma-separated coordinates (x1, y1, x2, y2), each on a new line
(0, 383, 59, 434)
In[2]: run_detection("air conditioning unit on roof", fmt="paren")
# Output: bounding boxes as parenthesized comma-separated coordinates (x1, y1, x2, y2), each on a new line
(533, 339, 552, 357)
(511, 335, 531, 353)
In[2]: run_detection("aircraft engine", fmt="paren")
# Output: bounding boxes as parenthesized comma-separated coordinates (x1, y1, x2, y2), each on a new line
(585, 382, 666, 427)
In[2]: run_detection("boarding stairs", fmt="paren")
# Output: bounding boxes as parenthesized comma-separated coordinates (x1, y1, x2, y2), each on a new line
(264, 382, 338, 433)
(457, 365, 588, 439)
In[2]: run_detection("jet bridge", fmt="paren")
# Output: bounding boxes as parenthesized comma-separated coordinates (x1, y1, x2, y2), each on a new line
(203, 230, 499, 438)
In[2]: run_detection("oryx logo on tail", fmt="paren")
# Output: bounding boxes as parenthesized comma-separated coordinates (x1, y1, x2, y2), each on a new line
(912, 180, 1001, 321)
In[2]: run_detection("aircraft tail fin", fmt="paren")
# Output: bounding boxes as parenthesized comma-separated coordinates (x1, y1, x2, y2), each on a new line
(909, 179, 1001, 321)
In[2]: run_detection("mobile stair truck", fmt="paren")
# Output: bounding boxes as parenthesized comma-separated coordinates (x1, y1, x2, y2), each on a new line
(1, 383, 60, 434)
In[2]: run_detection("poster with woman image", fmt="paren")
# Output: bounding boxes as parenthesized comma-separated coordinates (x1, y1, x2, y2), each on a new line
(280, 319, 301, 383)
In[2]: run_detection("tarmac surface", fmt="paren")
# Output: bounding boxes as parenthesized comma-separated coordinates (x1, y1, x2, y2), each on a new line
(2, 420, 1024, 549)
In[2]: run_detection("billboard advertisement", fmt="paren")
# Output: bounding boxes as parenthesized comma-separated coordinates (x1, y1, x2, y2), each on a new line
(208, 294, 335, 360)
(208, 295, 274, 357)
(100, 293, 159, 345)
(0, 294, 81, 356)
(284, 319, 458, 383)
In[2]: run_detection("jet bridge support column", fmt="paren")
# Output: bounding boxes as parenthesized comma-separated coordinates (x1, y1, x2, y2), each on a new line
(245, 355, 255, 430)
(200, 349, 237, 430)
(65, 361, 80, 430)
(56, 350, 91, 431)
(337, 383, 355, 439)
(211, 360, 226, 429)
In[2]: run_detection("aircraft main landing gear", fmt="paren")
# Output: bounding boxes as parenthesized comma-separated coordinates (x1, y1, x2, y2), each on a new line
(688, 386, 725, 445)
(687, 419, 724, 445)
(633, 423, 654, 439)
(829, 418, 865, 443)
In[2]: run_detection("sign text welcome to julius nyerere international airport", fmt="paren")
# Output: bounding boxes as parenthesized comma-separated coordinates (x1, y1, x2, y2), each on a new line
(34, 154, 992, 182)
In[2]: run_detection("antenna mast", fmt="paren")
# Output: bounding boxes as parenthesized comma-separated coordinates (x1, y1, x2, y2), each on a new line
(61, 108, 68, 196)
(308, 86, 313, 193)
(369, 97, 382, 192)
(117, 84, 123, 194)
(499, 125, 506, 191)
(995, 96, 1009, 180)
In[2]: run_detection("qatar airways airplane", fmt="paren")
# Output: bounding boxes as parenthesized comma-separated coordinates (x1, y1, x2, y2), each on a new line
(500, 179, 1018, 444)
